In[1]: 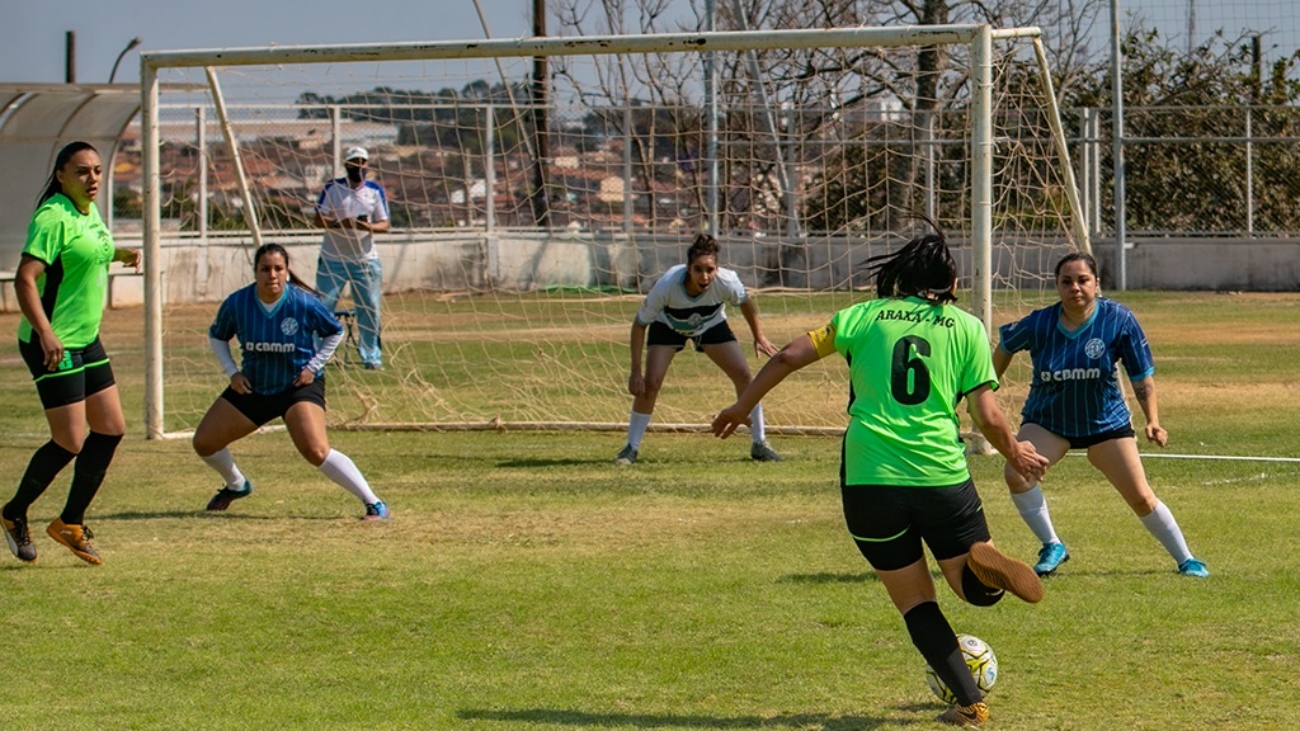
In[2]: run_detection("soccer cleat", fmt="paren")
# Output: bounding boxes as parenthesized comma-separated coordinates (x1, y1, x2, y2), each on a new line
(1178, 557, 1209, 578)
(362, 362, 385, 371)
(968, 541, 1044, 604)
(364, 501, 391, 521)
(1034, 542, 1070, 576)
(614, 444, 638, 465)
(46, 518, 101, 566)
(750, 440, 783, 462)
(2, 515, 37, 563)
(938, 701, 990, 727)
(206, 480, 253, 511)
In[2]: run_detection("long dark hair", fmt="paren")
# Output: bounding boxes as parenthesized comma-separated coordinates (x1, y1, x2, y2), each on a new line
(864, 223, 959, 303)
(37, 141, 98, 209)
(253, 243, 318, 295)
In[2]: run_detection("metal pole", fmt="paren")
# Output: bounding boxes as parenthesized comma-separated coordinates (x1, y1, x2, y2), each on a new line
(205, 67, 263, 249)
(704, 0, 719, 235)
(1245, 107, 1254, 236)
(971, 25, 993, 334)
(142, 62, 163, 438)
(623, 103, 634, 234)
(197, 106, 208, 241)
(924, 110, 936, 222)
(330, 105, 343, 177)
(1032, 37, 1091, 254)
(65, 31, 76, 83)
(485, 105, 496, 232)
(1079, 109, 1092, 237)
(1110, 0, 1127, 290)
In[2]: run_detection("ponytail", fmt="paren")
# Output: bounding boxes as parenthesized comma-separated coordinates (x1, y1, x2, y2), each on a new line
(37, 141, 98, 210)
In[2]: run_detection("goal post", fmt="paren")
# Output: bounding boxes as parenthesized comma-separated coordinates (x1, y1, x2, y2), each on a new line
(139, 24, 1086, 439)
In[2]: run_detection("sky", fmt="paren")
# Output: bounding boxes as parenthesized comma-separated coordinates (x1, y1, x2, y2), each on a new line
(2, 0, 1295, 88)
(0, 0, 537, 86)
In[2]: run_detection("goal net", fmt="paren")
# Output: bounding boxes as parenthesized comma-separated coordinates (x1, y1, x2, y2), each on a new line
(139, 26, 1085, 438)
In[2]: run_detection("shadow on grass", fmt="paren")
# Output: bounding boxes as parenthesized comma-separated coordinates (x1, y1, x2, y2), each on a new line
(457, 708, 917, 729)
(496, 458, 615, 468)
(96, 510, 341, 521)
(778, 571, 877, 584)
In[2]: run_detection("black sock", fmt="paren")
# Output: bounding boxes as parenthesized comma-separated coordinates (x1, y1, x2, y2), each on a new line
(4, 440, 77, 520)
(61, 432, 123, 525)
(962, 563, 1006, 606)
(903, 601, 982, 706)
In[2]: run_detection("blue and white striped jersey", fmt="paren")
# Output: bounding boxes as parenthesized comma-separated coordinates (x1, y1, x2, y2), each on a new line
(998, 297, 1155, 439)
(209, 284, 343, 395)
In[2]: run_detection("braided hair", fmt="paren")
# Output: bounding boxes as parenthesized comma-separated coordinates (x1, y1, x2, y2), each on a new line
(864, 228, 958, 303)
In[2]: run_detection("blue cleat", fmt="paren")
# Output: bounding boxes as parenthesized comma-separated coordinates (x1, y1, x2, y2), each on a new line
(206, 480, 253, 511)
(364, 501, 391, 521)
(1034, 542, 1070, 576)
(1178, 557, 1209, 578)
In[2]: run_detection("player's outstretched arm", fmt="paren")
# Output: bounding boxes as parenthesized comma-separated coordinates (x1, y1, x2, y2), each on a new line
(713, 334, 820, 438)
(738, 297, 778, 358)
(967, 385, 1048, 482)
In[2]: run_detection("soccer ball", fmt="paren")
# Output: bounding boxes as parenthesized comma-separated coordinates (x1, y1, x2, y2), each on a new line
(924, 633, 998, 704)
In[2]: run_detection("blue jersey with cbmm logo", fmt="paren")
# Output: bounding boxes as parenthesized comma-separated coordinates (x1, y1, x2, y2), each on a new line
(998, 297, 1155, 439)
(209, 284, 343, 395)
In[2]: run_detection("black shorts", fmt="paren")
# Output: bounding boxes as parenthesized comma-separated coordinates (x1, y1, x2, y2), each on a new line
(646, 320, 737, 353)
(1028, 422, 1137, 450)
(19, 336, 117, 410)
(220, 378, 327, 428)
(841, 479, 991, 572)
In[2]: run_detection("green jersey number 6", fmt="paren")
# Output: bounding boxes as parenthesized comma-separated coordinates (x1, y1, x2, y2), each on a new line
(890, 335, 931, 405)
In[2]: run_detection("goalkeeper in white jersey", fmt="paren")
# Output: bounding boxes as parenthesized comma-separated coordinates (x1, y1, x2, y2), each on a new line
(615, 234, 781, 465)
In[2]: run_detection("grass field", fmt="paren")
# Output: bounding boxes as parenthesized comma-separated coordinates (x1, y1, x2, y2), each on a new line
(0, 292, 1298, 730)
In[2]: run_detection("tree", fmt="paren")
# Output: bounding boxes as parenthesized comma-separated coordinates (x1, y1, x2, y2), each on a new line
(1063, 26, 1300, 233)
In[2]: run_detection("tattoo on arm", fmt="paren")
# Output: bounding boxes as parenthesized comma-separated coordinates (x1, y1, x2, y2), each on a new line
(1132, 380, 1154, 401)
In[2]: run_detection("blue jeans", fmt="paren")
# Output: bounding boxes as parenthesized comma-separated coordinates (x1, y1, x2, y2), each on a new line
(316, 256, 383, 366)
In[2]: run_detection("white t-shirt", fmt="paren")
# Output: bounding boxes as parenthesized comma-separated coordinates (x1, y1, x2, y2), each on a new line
(316, 178, 390, 261)
(634, 264, 748, 337)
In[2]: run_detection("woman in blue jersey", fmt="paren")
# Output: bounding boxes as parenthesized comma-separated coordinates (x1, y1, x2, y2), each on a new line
(994, 252, 1206, 578)
(615, 233, 781, 465)
(192, 243, 389, 520)
(713, 230, 1049, 727)
(2, 141, 140, 566)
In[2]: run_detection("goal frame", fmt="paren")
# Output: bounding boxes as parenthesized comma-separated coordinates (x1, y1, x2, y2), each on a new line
(139, 24, 1088, 439)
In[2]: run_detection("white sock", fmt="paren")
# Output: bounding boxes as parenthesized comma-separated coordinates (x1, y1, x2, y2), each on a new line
(200, 448, 246, 490)
(627, 411, 652, 449)
(318, 449, 379, 505)
(1138, 500, 1194, 565)
(749, 403, 766, 444)
(1010, 485, 1060, 545)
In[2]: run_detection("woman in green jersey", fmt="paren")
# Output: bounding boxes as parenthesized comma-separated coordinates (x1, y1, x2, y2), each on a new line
(713, 231, 1047, 728)
(1, 141, 140, 566)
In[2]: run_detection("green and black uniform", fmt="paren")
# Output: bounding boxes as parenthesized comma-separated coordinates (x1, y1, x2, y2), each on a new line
(808, 296, 998, 570)
(17, 193, 118, 408)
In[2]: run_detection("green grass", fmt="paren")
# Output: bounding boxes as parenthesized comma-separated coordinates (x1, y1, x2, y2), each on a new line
(0, 292, 1297, 730)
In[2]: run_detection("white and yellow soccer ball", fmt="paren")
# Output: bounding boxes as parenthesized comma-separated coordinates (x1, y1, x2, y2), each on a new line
(924, 633, 998, 705)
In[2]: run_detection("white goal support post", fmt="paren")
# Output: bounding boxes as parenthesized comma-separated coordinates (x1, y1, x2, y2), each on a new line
(139, 25, 1087, 439)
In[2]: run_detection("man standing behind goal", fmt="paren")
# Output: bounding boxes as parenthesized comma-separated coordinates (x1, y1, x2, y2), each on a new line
(314, 146, 390, 370)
